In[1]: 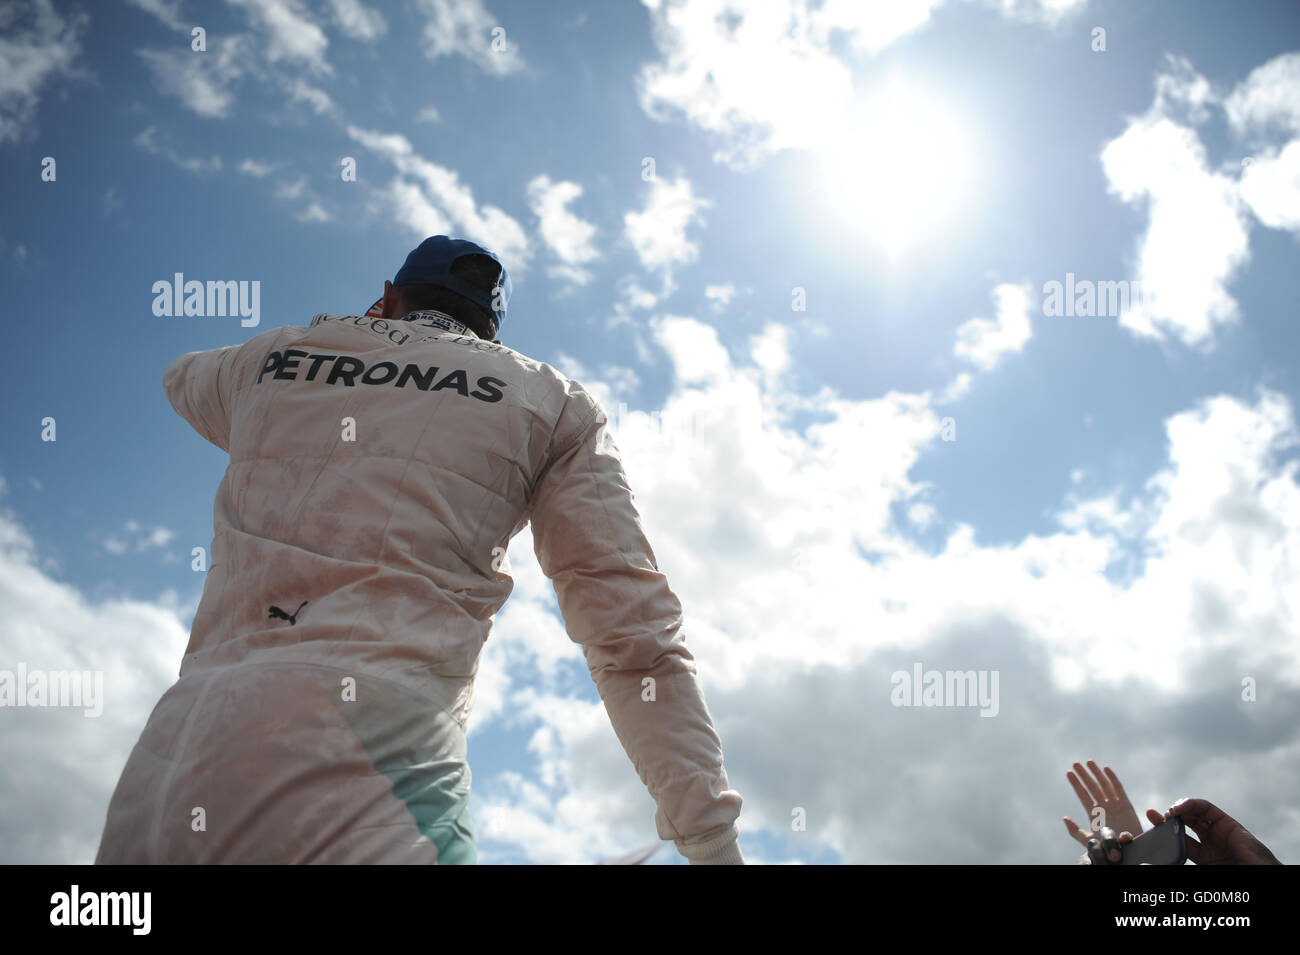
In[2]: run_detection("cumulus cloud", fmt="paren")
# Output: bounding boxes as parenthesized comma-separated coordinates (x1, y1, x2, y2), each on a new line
(282, 76, 335, 116)
(704, 283, 735, 311)
(0, 502, 192, 863)
(136, 37, 250, 119)
(273, 175, 333, 223)
(1099, 57, 1251, 349)
(8, 323, 1300, 864)
(325, 0, 387, 41)
(237, 157, 277, 177)
(101, 520, 176, 557)
(136, 2, 346, 119)
(464, 318, 1300, 863)
(637, 0, 859, 167)
(1238, 142, 1300, 231)
(226, 0, 331, 74)
(1093, 51, 1300, 349)
(982, 0, 1088, 23)
(413, 0, 524, 76)
(1225, 53, 1300, 233)
(0, 0, 89, 143)
(133, 125, 222, 176)
(1224, 51, 1300, 139)
(346, 125, 530, 268)
(623, 176, 709, 271)
(953, 283, 1033, 371)
(637, 0, 1086, 167)
(526, 175, 600, 287)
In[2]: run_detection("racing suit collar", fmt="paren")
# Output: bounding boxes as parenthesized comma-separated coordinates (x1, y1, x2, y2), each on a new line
(399, 309, 476, 337)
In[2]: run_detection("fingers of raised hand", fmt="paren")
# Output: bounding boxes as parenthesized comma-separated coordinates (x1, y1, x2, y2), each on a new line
(1064, 816, 1091, 846)
(1102, 764, 1128, 801)
(1072, 761, 1107, 805)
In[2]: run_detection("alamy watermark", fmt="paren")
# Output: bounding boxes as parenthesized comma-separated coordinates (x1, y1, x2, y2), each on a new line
(890, 662, 999, 717)
(0, 664, 103, 717)
(1042, 272, 1151, 318)
(606, 401, 699, 446)
(49, 885, 150, 935)
(152, 273, 260, 327)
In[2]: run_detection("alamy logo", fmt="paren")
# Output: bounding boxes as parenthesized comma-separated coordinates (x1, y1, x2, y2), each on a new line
(268, 600, 308, 625)
(152, 273, 260, 327)
(0, 664, 103, 717)
(1041, 272, 1150, 318)
(890, 663, 1000, 717)
(49, 885, 151, 935)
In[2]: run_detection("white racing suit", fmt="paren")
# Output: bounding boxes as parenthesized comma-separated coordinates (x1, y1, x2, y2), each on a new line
(95, 310, 743, 864)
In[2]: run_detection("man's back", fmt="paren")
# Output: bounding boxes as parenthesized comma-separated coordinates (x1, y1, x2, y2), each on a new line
(96, 310, 743, 864)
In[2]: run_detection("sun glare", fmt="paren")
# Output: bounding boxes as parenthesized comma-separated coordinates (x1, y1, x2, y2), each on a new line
(820, 75, 976, 261)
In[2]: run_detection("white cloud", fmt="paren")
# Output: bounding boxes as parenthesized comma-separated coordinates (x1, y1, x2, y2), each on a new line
(1224, 51, 1300, 139)
(133, 125, 222, 176)
(1099, 58, 1251, 349)
(624, 176, 709, 271)
(1152, 53, 1218, 125)
(704, 283, 735, 310)
(136, 37, 249, 118)
(907, 501, 938, 528)
(383, 178, 455, 237)
(126, 0, 187, 32)
(237, 158, 277, 177)
(939, 371, 972, 403)
(1224, 53, 1300, 234)
(618, 276, 663, 311)
(415, 105, 441, 124)
(325, 0, 386, 41)
(227, 0, 331, 74)
(100, 520, 176, 556)
(813, 0, 944, 54)
(8, 311, 1300, 864)
(296, 201, 332, 224)
(413, 0, 524, 76)
(0, 0, 89, 143)
(272, 175, 332, 223)
(1239, 140, 1300, 231)
(636, 0, 1085, 167)
(526, 175, 600, 286)
(0, 506, 192, 863)
(953, 283, 1033, 371)
(466, 316, 1300, 864)
(637, 0, 859, 167)
(346, 125, 530, 268)
(276, 177, 306, 200)
(283, 76, 335, 115)
(983, 0, 1088, 24)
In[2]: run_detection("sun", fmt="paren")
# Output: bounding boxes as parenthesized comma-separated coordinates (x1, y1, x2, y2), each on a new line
(819, 74, 977, 261)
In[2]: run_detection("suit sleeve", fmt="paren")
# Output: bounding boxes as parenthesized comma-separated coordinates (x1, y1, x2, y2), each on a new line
(527, 391, 743, 862)
(163, 344, 242, 452)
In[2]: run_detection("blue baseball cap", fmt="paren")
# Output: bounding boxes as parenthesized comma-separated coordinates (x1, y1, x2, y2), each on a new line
(392, 236, 511, 331)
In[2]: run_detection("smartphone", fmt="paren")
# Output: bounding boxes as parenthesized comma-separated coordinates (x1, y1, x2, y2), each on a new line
(1119, 816, 1187, 865)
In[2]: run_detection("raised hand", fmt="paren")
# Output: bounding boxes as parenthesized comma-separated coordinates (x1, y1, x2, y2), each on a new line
(1063, 760, 1143, 848)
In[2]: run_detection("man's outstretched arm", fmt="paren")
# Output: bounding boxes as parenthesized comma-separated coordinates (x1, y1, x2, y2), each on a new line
(163, 343, 242, 451)
(528, 389, 744, 864)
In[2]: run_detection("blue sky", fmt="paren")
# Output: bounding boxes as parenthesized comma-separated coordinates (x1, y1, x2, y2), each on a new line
(2, 0, 1299, 864)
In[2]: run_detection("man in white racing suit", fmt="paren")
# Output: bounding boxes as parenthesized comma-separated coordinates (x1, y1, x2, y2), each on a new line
(95, 236, 744, 865)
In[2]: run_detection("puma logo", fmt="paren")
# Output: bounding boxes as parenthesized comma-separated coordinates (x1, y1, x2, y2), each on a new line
(267, 600, 308, 626)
